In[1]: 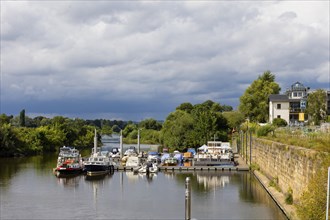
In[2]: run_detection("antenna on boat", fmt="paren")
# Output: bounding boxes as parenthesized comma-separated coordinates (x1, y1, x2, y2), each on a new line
(94, 129, 97, 154)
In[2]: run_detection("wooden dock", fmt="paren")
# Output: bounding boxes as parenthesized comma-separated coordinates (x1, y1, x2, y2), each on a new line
(115, 155, 250, 172)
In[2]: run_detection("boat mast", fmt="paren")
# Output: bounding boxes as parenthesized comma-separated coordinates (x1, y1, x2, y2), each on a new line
(120, 129, 123, 160)
(94, 129, 97, 154)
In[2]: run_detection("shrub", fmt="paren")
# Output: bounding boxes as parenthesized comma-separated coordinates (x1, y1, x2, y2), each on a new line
(256, 124, 275, 137)
(250, 163, 260, 171)
(296, 155, 330, 219)
(272, 118, 288, 127)
(285, 187, 293, 205)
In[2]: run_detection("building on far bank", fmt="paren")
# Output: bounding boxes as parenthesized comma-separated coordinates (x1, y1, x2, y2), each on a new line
(269, 94, 290, 123)
(269, 82, 309, 125)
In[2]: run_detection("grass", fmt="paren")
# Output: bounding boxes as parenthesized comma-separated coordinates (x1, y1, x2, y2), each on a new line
(262, 128, 330, 153)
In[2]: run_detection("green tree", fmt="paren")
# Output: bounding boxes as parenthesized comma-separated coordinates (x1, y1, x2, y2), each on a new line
(221, 105, 233, 112)
(19, 109, 25, 127)
(112, 125, 121, 133)
(239, 71, 280, 123)
(0, 114, 12, 124)
(191, 101, 228, 145)
(161, 110, 194, 151)
(222, 111, 245, 130)
(0, 124, 20, 156)
(122, 123, 137, 137)
(306, 89, 327, 125)
(176, 102, 194, 113)
(101, 125, 113, 135)
(139, 118, 162, 130)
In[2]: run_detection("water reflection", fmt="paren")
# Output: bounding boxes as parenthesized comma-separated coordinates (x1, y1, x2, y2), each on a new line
(124, 172, 157, 184)
(0, 155, 287, 220)
(56, 175, 82, 188)
(197, 173, 230, 188)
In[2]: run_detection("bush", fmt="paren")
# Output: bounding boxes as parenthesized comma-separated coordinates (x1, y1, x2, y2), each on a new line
(285, 187, 293, 205)
(256, 124, 275, 137)
(272, 118, 287, 127)
(296, 155, 330, 219)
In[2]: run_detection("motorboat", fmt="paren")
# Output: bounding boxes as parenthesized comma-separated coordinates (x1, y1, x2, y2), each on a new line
(125, 156, 140, 168)
(83, 130, 115, 176)
(163, 156, 178, 166)
(147, 152, 161, 164)
(134, 162, 158, 174)
(84, 150, 114, 176)
(54, 146, 83, 177)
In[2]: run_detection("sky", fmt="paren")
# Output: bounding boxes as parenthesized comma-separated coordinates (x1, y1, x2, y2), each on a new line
(1, 1, 329, 121)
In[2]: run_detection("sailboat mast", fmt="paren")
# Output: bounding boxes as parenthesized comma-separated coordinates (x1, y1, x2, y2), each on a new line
(94, 129, 97, 154)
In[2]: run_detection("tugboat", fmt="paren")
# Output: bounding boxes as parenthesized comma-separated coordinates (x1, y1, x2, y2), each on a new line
(83, 130, 114, 176)
(54, 146, 83, 177)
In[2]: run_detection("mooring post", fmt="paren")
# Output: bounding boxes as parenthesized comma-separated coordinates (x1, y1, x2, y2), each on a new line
(326, 167, 330, 220)
(185, 177, 191, 220)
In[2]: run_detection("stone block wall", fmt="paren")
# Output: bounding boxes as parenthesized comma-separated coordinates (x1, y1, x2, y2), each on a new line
(251, 138, 324, 200)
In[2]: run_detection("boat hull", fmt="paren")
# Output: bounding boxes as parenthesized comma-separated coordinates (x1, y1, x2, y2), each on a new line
(84, 164, 111, 172)
(54, 168, 82, 177)
(87, 170, 109, 176)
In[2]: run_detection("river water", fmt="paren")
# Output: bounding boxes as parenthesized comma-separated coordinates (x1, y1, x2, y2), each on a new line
(0, 154, 287, 220)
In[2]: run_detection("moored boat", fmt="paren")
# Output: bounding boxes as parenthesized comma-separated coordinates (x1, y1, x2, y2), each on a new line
(163, 157, 178, 166)
(54, 146, 83, 177)
(134, 162, 158, 174)
(83, 130, 114, 176)
(84, 151, 114, 176)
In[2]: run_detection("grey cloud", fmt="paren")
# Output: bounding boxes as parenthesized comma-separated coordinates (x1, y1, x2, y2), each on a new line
(279, 11, 297, 21)
(1, 1, 329, 120)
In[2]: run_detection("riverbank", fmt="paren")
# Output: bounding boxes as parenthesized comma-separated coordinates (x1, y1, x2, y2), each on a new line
(254, 170, 299, 220)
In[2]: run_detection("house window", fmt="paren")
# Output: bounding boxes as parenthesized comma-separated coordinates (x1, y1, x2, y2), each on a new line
(277, 115, 281, 118)
(293, 92, 297, 97)
(277, 104, 281, 109)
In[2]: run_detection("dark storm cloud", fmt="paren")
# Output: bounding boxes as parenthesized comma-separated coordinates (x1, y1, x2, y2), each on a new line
(1, 1, 329, 120)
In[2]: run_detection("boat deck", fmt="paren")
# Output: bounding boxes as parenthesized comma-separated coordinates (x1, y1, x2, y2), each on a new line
(115, 154, 250, 172)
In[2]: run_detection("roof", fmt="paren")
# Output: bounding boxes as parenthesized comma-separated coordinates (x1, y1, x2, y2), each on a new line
(290, 82, 306, 91)
(269, 94, 289, 102)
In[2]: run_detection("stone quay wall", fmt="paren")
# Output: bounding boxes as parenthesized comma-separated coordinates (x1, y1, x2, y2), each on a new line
(251, 138, 324, 200)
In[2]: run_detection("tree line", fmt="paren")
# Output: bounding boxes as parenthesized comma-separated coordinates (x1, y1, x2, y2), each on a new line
(0, 101, 244, 156)
(1, 71, 328, 157)
(0, 113, 137, 156)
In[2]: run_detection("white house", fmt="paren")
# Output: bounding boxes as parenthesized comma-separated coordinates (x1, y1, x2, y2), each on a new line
(269, 94, 290, 123)
(269, 82, 309, 125)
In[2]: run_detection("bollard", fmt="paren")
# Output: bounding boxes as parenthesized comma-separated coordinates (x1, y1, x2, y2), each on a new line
(185, 177, 191, 220)
(327, 167, 330, 220)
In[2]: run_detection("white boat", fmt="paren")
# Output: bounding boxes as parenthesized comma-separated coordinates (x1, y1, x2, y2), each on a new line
(147, 152, 160, 164)
(125, 156, 140, 167)
(83, 130, 114, 176)
(54, 146, 83, 177)
(135, 162, 158, 174)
